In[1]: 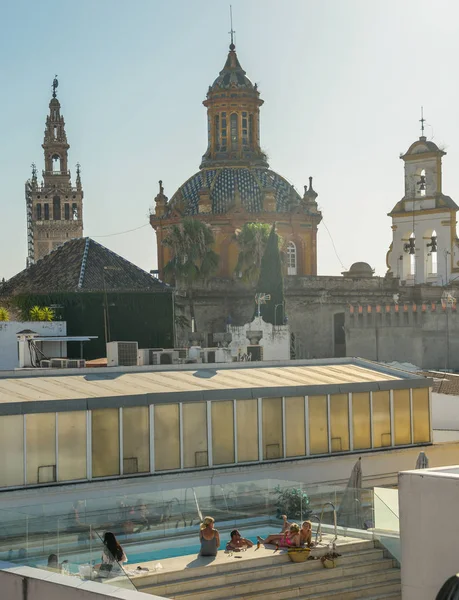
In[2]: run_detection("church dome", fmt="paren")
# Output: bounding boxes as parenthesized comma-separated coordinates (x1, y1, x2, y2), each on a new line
(167, 167, 304, 216)
(209, 48, 255, 92)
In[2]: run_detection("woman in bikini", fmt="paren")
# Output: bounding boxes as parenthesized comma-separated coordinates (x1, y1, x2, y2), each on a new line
(257, 523, 301, 548)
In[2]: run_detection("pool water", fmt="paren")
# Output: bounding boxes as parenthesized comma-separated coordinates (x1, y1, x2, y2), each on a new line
(124, 526, 274, 563)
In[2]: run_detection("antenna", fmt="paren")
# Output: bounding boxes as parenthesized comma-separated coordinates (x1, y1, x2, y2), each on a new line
(420, 106, 425, 137)
(229, 5, 235, 50)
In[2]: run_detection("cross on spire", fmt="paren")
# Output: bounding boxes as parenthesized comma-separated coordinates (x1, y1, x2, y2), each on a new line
(229, 5, 235, 50)
(420, 106, 425, 137)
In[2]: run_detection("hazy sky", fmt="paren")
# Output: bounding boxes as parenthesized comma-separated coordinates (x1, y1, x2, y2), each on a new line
(1, 0, 459, 281)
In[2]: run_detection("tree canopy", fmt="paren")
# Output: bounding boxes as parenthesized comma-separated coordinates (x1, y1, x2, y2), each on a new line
(254, 224, 285, 325)
(234, 222, 271, 283)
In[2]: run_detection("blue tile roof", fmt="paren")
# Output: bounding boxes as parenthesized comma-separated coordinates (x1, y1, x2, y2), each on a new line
(167, 167, 301, 216)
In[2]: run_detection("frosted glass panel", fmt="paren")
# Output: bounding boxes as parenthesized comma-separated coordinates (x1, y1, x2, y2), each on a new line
(58, 411, 87, 481)
(154, 404, 180, 471)
(309, 396, 328, 454)
(262, 398, 282, 460)
(352, 393, 371, 450)
(123, 406, 149, 474)
(183, 403, 208, 468)
(285, 396, 305, 457)
(92, 409, 120, 477)
(0, 415, 24, 487)
(236, 399, 258, 462)
(393, 389, 411, 446)
(26, 413, 56, 484)
(212, 401, 234, 465)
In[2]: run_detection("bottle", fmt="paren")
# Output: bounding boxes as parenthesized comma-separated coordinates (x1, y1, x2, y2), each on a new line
(257, 541, 261, 549)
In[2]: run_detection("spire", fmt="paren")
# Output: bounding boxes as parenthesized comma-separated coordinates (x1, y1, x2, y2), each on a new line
(76, 162, 82, 190)
(229, 5, 235, 51)
(52, 75, 58, 99)
(42, 78, 70, 178)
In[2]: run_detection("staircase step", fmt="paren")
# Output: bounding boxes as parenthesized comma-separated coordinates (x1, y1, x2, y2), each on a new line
(141, 548, 387, 597)
(165, 567, 400, 600)
(299, 580, 401, 600)
(136, 539, 376, 590)
(163, 558, 394, 600)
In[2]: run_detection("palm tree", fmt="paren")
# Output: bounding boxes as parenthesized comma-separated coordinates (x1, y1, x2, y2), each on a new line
(163, 218, 219, 330)
(234, 223, 272, 283)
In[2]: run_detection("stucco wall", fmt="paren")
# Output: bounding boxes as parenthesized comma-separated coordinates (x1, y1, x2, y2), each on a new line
(0, 322, 67, 371)
(399, 468, 459, 600)
(177, 276, 459, 369)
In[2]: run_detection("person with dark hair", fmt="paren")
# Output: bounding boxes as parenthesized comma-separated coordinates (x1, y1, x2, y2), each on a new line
(226, 530, 253, 551)
(47, 554, 60, 572)
(97, 532, 127, 579)
(102, 532, 127, 564)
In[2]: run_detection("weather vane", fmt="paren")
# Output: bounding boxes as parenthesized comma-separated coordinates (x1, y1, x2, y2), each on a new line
(229, 5, 235, 50)
(52, 75, 58, 98)
(420, 106, 425, 137)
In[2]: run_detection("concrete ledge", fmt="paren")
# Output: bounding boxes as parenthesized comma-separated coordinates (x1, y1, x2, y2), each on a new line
(0, 562, 168, 600)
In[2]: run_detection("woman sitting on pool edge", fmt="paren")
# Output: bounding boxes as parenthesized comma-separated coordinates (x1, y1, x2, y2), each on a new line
(226, 529, 254, 551)
(199, 516, 220, 556)
(257, 523, 301, 548)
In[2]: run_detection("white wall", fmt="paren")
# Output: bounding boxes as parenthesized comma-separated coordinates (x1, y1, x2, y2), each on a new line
(399, 468, 459, 600)
(373, 487, 399, 532)
(0, 563, 166, 600)
(388, 211, 453, 285)
(0, 322, 66, 370)
(432, 391, 459, 430)
(228, 316, 289, 361)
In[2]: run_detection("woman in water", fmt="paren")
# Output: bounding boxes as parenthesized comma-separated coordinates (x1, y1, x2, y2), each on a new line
(199, 516, 220, 556)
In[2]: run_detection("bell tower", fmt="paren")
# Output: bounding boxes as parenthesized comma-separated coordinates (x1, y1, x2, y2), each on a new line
(26, 77, 83, 265)
(386, 116, 459, 285)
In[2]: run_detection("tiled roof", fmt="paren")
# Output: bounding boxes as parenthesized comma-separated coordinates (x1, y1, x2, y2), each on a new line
(0, 238, 168, 295)
(419, 371, 459, 395)
(167, 167, 303, 216)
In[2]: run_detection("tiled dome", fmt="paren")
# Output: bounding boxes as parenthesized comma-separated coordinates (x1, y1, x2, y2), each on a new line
(168, 167, 302, 215)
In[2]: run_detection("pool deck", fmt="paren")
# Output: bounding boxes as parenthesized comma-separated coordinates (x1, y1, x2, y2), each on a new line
(122, 533, 363, 583)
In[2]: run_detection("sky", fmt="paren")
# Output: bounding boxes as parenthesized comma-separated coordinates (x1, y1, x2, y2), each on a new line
(1, 0, 459, 281)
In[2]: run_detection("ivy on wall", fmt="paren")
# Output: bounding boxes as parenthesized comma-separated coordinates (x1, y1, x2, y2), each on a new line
(10, 291, 174, 360)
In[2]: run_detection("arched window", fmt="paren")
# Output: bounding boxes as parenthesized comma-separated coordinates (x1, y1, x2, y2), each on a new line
(64, 203, 70, 220)
(242, 112, 248, 146)
(214, 114, 220, 149)
(72, 203, 78, 220)
(52, 154, 60, 173)
(53, 196, 61, 220)
(230, 113, 238, 150)
(36, 204, 42, 220)
(44, 203, 49, 220)
(248, 114, 253, 145)
(430, 229, 438, 275)
(287, 241, 297, 275)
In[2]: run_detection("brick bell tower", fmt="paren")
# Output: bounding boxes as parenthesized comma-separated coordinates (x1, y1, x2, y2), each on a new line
(26, 76, 83, 265)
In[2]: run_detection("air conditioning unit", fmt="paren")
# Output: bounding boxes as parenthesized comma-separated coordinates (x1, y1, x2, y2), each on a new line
(40, 360, 51, 368)
(149, 349, 179, 365)
(67, 359, 86, 368)
(50, 358, 68, 368)
(107, 341, 139, 367)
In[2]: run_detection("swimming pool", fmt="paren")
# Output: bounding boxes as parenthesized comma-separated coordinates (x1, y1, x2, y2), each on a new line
(124, 525, 274, 563)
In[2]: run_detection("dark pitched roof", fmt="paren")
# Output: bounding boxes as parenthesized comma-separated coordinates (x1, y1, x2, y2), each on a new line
(419, 370, 459, 396)
(0, 238, 169, 296)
